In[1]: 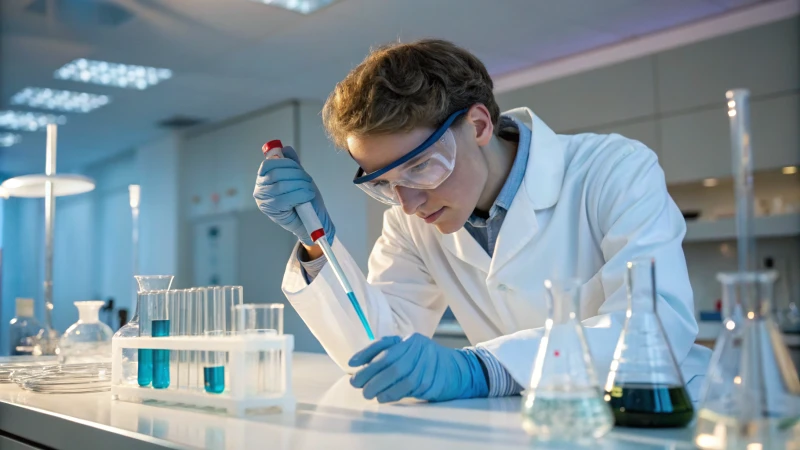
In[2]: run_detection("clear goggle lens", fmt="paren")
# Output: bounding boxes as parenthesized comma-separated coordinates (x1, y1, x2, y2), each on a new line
(356, 129, 456, 206)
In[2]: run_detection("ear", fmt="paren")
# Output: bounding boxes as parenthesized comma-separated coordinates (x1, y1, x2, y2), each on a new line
(465, 103, 494, 147)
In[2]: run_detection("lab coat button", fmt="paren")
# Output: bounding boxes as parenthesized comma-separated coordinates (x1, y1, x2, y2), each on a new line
(498, 284, 508, 292)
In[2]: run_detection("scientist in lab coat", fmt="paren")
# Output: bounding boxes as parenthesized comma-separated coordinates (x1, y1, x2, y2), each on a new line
(253, 39, 710, 403)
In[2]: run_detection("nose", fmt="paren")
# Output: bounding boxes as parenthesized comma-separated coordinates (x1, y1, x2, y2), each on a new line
(395, 186, 426, 215)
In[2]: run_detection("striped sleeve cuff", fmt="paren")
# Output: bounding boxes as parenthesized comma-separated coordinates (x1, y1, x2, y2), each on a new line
(296, 245, 328, 284)
(472, 347, 524, 397)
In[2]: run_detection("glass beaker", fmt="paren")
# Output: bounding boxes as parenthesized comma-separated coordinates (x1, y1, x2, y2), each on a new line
(234, 304, 285, 395)
(113, 275, 173, 385)
(9, 298, 45, 356)
(604, 259, 694, 428)
(694, 271, 800, 450)
(522, 279, 614, 443)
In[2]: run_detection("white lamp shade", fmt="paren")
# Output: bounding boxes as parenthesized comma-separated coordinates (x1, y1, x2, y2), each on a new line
(1, 174, 95, 198)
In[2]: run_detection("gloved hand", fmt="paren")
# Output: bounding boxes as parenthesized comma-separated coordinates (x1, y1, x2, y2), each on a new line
(253, 146, 335, 246)
(348, 333, 489, 403)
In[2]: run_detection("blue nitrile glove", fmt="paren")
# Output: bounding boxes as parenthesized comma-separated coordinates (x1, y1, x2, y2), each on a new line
(348, 333, 489, 403)
(253, 146, 335, 246)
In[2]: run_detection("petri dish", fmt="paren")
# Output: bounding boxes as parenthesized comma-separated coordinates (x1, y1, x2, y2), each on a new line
(17, 362, 112, 394)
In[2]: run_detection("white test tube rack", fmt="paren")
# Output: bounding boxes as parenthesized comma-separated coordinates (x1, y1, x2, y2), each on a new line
(111, 334, 295, 416)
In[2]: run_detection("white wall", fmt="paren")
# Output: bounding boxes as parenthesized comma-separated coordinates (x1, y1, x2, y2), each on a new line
(1, 198, 43, 353)
(0, 135, 185, 355)
(84, 152, 138, 326)
(297, 101, 371, 271)
(495, 18, 799, 183)
(495, 17, 800, 318)
(181, 102, 325, 352)
(137, 134, 180, 280)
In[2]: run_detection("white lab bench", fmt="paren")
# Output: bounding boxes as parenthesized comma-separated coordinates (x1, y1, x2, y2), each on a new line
(0, 352, 697, 450)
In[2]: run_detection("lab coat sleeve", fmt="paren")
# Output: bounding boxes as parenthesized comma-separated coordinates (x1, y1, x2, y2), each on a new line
(477, 141, 708, 392)
(282, 207, 447, 372)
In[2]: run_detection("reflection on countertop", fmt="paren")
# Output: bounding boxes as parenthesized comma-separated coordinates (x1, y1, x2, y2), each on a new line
(0, 352, 701, 450)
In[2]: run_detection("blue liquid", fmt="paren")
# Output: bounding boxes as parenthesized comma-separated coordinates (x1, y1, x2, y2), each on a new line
(152, 319, 170, 389)
(346, 291, 374, 340)
(137, 349, 152, 387)
(204, 366, 225, 394)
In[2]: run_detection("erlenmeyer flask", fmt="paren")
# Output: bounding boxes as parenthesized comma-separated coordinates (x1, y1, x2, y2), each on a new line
(522, 279, 614, 443)
(604, 259, 694, 428)
(113, 275, 174, 385)
(694, 271, 800, 450)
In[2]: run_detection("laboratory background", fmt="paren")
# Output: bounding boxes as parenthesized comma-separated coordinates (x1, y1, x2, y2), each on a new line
(0, 0, 798, 449)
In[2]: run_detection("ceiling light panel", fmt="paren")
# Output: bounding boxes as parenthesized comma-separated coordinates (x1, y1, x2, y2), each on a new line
(0, 111, 67, 132)
(249, 0, 336, 14)
(12, 87, 110, 113)
(54, 58, 172, 90)
(0, 133, 22, 147)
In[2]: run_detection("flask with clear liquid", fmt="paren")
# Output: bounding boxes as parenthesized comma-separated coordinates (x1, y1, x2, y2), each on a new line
(522, 279, 614, 443)
(694, 271, 800, 450)
(113, 275, 173, 385)
(604, 258, 694, 428)
(9, 298, 45, 356)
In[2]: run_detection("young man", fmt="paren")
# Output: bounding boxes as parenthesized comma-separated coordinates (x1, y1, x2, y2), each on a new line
(254, 39, 709, 403)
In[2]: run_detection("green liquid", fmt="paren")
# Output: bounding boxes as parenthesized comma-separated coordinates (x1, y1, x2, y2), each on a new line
(606, 383, 694, 428)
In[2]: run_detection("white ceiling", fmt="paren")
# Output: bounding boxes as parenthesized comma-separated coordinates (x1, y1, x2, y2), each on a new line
(0, 0, 768, 176)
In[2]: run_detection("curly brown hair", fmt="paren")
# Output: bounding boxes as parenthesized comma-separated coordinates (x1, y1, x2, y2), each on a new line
(322, 39, 500, 151)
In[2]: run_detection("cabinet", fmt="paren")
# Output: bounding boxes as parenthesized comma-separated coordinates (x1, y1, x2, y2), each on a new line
(495, 18, 799, 185)
(660, 93, 800, 184)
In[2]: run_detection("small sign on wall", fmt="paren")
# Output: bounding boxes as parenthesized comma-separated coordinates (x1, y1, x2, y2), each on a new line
(192, 215, 237, 287)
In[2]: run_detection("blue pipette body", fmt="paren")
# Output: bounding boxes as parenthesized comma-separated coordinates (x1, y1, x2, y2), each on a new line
(262, 140, 375, 341)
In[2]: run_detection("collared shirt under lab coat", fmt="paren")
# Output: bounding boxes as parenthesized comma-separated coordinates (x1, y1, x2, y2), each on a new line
(282, 107, 711, 397)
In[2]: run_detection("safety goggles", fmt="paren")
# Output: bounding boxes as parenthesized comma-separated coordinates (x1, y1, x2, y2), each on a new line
(352, 108, 467, 205)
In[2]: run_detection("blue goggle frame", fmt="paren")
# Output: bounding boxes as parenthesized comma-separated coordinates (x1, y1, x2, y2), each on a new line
(353, 108, 468, 185)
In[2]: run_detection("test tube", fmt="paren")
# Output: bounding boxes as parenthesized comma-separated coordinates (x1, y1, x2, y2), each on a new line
(727, 89, 757, 272)
(150, 290, 170, 389)
(234, 304, 284, 394)
(186, 288, 203, 391)
(168, 290, 182, 389)
(177, 289, 189, 390)
(203, 287, 226, 394)
(137, 291, 153, 387)
(220, 286, 243, 333)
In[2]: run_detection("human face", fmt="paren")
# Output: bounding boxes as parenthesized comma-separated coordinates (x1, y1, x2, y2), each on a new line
(348, 104, 496, 234)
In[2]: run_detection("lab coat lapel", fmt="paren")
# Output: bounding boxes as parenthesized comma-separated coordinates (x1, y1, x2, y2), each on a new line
(440, 228, 492, 274)
(489, 108, 566, 276)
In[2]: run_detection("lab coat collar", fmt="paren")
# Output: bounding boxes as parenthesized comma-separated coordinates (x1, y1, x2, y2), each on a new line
(502, 107, 565, 210)
(440, 107, 566, 273)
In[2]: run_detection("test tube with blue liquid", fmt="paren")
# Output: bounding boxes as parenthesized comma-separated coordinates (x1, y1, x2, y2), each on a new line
(150, 290, 171, 389)
(137, 291, 153, 387)
(133, 275, 174, 387)
(203, 287, 227, 394)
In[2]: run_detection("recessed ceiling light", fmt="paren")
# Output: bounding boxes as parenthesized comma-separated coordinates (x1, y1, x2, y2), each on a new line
(702, 178, 718, 187)
(249, 0, 336, 14)
(783, 166, 798, 175)
(0, 111, 66, 132)
(0, 133, 22, 147)
(12, 87, 110, 113)
(54, 58, 172, 90)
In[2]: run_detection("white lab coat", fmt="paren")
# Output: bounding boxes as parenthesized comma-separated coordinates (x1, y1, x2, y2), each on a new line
(283, 107, 710, 397)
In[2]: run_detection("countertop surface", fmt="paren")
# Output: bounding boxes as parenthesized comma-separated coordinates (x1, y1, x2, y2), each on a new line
(0, 352, 698, 450)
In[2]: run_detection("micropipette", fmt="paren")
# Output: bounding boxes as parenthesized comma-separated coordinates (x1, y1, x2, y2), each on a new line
(262, 140, 375, 341)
